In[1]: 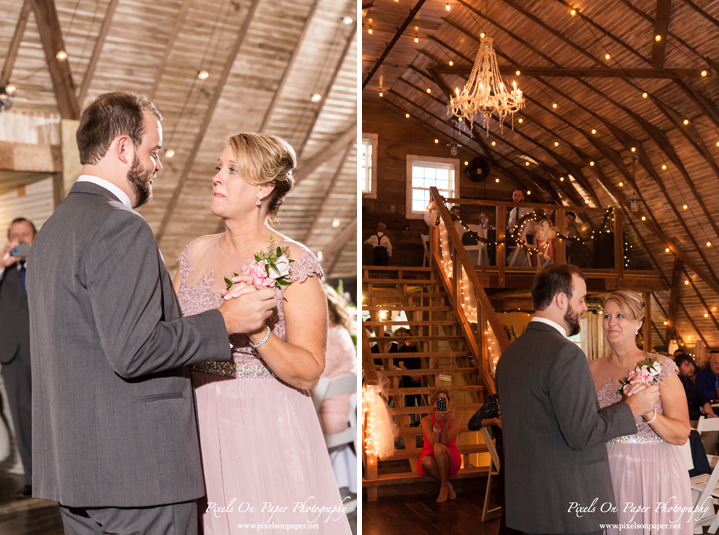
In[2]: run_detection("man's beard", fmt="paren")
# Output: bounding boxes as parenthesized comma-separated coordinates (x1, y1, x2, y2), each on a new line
(564, 304, 581, 337)
(127, 153, 154, 208)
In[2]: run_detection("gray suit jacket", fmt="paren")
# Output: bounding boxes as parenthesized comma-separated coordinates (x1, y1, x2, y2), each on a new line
(27, 181, 232, 507)
(496, 321, 637, 534)
(0, 263, 29, 365)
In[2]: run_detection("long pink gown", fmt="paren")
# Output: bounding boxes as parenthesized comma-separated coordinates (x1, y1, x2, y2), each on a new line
(177, 234, 351, 535)
(596, 355, 692, 535)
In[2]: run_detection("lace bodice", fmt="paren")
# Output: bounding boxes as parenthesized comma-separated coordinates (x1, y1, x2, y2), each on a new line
(595, 354, 679, 439)
(176, 234, 323, 368)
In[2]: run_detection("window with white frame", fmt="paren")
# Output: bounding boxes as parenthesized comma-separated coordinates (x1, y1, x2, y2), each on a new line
(361, 133, 378, 199)
(406, 155, 459, 218)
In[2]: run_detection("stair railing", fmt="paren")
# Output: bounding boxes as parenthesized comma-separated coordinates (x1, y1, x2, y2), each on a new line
(429, 187, 511, 393)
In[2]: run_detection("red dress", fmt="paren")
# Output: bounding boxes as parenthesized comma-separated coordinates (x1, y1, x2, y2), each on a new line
(417, 413, 462, 476)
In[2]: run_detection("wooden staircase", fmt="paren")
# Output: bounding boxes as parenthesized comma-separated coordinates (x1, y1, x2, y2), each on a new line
(362, 265, 491, 500)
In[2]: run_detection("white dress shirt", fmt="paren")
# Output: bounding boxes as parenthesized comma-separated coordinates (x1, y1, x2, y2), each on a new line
(78, 175, 132, 209)
(531, 317, 568, 338)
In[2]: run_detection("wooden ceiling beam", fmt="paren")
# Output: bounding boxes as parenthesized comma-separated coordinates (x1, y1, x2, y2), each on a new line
(156, 0, 262, 244)
(294, 123, 356, 185)
(651, 0, 672, 68)
(148, 0, 192, 99)
(681, 0, 719, 30)
(31, 0, 81, 120)
(385, 88, 555, 202)
(302, 142, 354, 242)
(322, 216, 357, 274)
(1, 0, 32, 85)
(296, 24, 356, 160)
(259, 0, 321, 133)
(683, 268, 719, 333)
(495, 0, 603, 67)
(674, 80, 719, 130)
(665, 256, 683, 350)
(77, 0, 120, 106)
(432, 66, 707, 79)
(362, 0, 427, 89)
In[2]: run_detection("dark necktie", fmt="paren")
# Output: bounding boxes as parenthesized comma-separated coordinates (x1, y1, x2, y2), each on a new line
(18, 262, 26, 293)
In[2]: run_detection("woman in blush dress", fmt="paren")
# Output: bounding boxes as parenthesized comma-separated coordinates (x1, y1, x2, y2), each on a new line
(588, 290, 692, 535)
(173, 133, 351, 534)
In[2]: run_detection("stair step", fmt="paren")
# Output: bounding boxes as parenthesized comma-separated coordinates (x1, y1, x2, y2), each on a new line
(373, 335, 464, 342)
(362, 306, 454, 312)
(388, 385, 485, 396)
(363, 466, 488, 487)
(363, 320, 455, 327)
(363, 291, 449, 298)
(398, 424, 473, 437)
(366, 279, 440, 285)
(387, 442, 488, 461)
(391, 403, 484, 415)
(379, 367, 477, 377)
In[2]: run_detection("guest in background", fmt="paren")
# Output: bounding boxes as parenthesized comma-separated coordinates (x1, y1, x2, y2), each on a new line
(418, 389, 461, 503)
(478, 211, 493, 266)
(565, 211, 579, 265)
(506, 189, 533, 266)
(394, 327, 420, 426)
(312, 284, 357, 496)
(695, 351, 719, 403)
(675, 353, 717, 422)
(449, 205, 464, 237)
(469, 395, 519, 535)
(0, 217, 35, 498)
(364, 222, 392, 266)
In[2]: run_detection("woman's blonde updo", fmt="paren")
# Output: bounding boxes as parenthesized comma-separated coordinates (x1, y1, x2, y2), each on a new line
(226, 132, 297, 221)
(604, 290, 645, 322)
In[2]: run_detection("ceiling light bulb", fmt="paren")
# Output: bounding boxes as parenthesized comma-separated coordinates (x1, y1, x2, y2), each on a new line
(570, 9, 576, 15)
(426, 88, 431, 93)
(495, 178, 500, 183)
(414, 36, 419, 43)
(379, 92, 383, 97)
(553, 103, 557, 108)
(631, 147, 636, 152)
(464, 161, 469, 165)
(446, 3, 450, 10)
(480, 32, 486, 39)
(589, 161, 595, 166)
(515, 70, 521, 76)
(449, 60, 454, 66)
(198, 70, 209, 80)
(491, 141, 496, 146)
(665, 248, 670, 253)
(604, 53, 611, 60)
(683, 204, 688, 209)
(311, 93, 322, 103)
(527, 191, 531, 195)
(662, 164, 667, 170)
(708, 242, 712, 247)
(655, 35, 662, 41)
(525, 162, 530, 166)
(554, 141, 559, 146)
(342, 16, 353, 24)
(5, 83, 16, 94)
(518, 118, 523, 123)
(642, 92, 648, 98)
(368, 27, 373, 34)
(164, 149, 175, 158)
(683, 119, 689, 125)
(701, 70, 707, 77)
(619, 182, 623, 186)
(332, 217, 340, 227)
(405, 113, 410, 118)
(641, 216, 646, 221)
(56, 50, 68, 61)
(560, 177, 564, 181)
(685, 280, 689, 285)
(434, 139, 439, 143)
(591, 129, 597, 134)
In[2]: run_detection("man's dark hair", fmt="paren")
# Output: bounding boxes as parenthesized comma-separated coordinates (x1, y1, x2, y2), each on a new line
(674, 353, 694, 369)
(674, 349, 684, 356)
(76, 92, 162, 165)
(512, 187, 523, 195)
(566, 211, 576, 219)
(7, 217, 37, 240)
(532, 264, 585, 311)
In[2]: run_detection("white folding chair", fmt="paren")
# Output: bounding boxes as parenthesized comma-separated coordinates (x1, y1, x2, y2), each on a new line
(697, 416, 719, 468)
(691, 417, 719, 533)
(480, 427, 502, 521)
(311, 374, 358, 514)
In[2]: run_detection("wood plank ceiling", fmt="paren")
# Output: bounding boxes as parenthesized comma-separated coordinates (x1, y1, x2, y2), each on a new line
(0, 0, 357, 278)
(363, 0, 719, 349)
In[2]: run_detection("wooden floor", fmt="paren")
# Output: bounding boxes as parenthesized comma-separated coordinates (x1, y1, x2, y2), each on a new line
(0, 473, 63, 535)
(362, 494, 501, 535)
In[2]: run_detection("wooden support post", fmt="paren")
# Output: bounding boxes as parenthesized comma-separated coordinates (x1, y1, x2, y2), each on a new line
(665, 257, 683, 351)
(643, 291, 653, 351)
(496, 204, 506, 288)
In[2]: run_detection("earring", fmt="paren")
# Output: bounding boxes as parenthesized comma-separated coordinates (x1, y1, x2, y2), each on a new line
(256, 198, 261, 206)
(635, 330, 639, 335)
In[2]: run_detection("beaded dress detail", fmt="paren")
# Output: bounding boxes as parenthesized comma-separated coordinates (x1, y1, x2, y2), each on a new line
(176, 234, 350, 535)
(594, 354, 691, 535)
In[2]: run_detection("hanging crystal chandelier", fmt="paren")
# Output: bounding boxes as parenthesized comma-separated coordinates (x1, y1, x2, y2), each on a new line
(448, 36, 525, 134)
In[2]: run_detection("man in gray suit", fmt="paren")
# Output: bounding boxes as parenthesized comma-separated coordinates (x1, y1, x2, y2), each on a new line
(0, 217, 36, 497)
(496, 264, 659, 534)
(27, 92, 276, 534)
